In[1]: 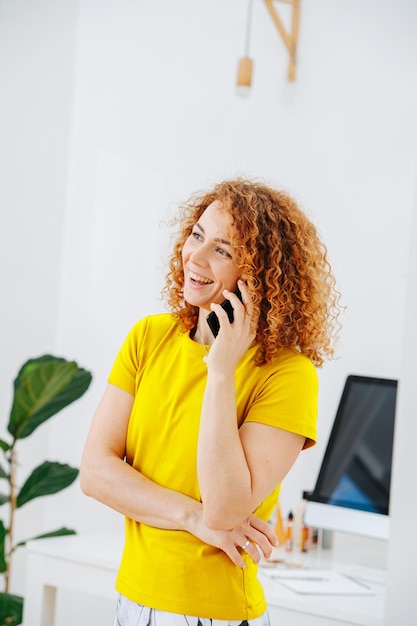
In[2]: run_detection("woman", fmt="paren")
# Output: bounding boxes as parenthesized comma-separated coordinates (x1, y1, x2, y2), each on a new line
(80, 178, 340, 625)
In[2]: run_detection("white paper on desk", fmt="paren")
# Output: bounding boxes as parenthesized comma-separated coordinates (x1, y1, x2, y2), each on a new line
(268, 569, 375, 595)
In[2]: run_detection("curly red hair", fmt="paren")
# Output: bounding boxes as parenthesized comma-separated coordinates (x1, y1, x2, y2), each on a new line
(163, 179, 341, 366)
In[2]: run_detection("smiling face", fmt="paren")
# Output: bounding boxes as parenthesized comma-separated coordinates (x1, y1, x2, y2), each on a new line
(182, 201, 240, 314)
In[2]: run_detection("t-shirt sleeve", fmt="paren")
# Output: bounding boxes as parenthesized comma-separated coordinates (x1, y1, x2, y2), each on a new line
(244, 353, 318, 449)
(107, 320, 145, 396)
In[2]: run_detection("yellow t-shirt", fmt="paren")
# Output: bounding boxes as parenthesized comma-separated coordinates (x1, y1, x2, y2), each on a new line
(108, 313, 317, 620)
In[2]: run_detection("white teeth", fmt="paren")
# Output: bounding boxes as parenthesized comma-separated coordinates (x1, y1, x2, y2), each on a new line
(189, 271, 213, 284)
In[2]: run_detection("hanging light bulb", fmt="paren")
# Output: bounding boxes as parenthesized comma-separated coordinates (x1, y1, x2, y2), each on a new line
(236, 0, 254, 96)
(237, 57, 253, 90)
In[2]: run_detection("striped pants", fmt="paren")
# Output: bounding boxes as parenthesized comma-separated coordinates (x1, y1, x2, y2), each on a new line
(114, 594, 270, 626)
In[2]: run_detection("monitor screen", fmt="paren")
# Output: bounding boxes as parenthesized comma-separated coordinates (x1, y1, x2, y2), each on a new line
(304, 375, 397, 540)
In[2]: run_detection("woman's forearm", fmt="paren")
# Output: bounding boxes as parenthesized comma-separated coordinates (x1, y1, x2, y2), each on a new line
(197, 370, 253, 530)
(80, 450, 201, 531)
(80, 448, 277, 568)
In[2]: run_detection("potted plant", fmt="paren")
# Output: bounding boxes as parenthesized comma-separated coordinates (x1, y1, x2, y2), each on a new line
(0, 355, 92, 625)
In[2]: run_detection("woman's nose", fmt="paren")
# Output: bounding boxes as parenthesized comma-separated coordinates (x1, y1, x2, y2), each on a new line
(189, 244, 208, 266)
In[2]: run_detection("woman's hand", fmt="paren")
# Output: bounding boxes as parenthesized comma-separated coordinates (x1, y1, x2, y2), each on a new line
(187, 510, 278, 568)
(205, 280, 257, 373)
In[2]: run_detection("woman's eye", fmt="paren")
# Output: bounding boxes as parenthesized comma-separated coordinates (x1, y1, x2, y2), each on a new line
(192, 230, 202, 241)
(216, 247, 232, 258)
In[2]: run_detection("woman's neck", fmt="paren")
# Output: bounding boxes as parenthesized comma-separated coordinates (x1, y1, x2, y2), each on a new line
(194, 312, 214, 346)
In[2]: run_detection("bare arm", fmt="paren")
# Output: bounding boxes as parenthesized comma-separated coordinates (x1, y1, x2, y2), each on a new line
(80, 383, 278, 566)
(197, 285, 306, 530)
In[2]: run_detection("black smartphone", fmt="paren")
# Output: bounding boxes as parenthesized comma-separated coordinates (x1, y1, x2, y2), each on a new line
(206, 287, 242, 338)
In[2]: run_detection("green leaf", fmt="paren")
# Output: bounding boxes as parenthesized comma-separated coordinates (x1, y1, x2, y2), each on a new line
(16, 461, 79, 508)
(15, 527, 76, 549)
(8, 355, 92, 440)
(0, 464, 8, 480)
(0, 495, 9, 507)
(0, 592, 23, 626)
(0, 441, 10, 453)
(0, 520, 7, 574)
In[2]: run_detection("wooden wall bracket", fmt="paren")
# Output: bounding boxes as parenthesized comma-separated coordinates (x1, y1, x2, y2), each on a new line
(264, 0, 300, 81)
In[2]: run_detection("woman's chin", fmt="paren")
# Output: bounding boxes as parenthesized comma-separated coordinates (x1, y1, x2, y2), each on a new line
(184, 295, 210, 313)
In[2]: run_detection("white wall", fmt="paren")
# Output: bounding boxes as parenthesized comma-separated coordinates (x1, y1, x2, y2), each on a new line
(0, 0, 77, 419)
(385, 170, 417, 623)
(0, 0, 79, 598)
(0, 0, 416, 624)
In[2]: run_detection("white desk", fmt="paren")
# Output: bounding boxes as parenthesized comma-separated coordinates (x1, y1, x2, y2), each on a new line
(22, 533, 123, 626)
(259, 545, 386, 626)
(22, 532, 386, 626)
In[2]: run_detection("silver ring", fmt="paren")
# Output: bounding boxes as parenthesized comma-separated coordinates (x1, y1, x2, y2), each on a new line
(241, 540, 251, 550)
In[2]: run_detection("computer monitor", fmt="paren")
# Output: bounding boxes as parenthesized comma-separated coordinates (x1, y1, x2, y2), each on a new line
(304, 374, 397, 541)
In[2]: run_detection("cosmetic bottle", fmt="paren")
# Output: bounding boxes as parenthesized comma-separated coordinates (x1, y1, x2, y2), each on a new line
(284, 511, 294, 552)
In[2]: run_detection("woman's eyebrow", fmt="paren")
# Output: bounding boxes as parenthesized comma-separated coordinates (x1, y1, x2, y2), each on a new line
(195, 222, 232, 247)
